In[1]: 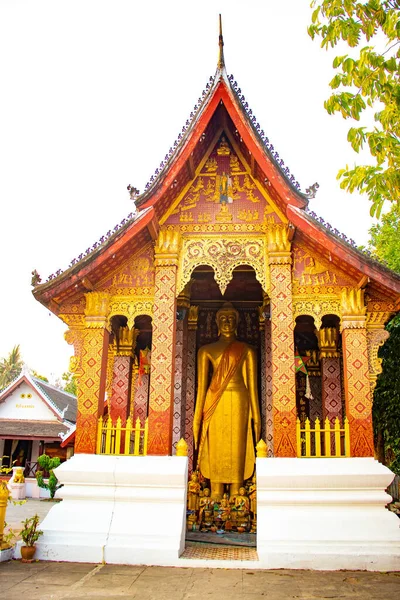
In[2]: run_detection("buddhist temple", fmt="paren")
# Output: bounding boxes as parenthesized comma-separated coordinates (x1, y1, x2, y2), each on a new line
(30, 18, 400, 570)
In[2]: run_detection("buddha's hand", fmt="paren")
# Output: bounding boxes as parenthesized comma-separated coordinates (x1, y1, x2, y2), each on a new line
(193, 419, 201, 450)
(254, 420, 261, 442)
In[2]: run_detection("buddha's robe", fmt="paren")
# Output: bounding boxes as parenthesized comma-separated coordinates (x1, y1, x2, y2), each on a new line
(197, 341, 255, 484)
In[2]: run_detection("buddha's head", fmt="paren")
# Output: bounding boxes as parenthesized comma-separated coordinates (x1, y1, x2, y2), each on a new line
(216, 302, 239, 337)
(191, 472, 198, 482)
(203, 488, 210, 497)
(239, 487, 246, 496)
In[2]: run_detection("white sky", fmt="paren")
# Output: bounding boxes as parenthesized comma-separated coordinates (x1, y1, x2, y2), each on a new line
(0, 1, 379, 382)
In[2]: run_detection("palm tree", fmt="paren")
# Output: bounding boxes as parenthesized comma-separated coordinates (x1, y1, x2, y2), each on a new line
(0, 345, 23, 390)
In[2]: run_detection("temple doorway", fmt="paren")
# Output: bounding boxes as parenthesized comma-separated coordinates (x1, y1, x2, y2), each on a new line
(183, 265, 264, 550)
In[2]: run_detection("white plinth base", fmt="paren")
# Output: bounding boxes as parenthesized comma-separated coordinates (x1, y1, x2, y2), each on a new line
(30, 455, 400, 571)
(256, 457, 400, 571)
(32, 454, 188, 566)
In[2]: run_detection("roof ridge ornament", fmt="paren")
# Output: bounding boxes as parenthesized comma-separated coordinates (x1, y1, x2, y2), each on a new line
(217, 14, 225, 71)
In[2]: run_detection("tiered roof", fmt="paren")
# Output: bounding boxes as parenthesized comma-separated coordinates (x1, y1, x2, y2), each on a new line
(33, 19, 400, 309)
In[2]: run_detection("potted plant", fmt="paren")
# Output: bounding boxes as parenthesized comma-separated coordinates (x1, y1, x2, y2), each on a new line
(35, 454, 62, 499)
(20, 514, 43, 562)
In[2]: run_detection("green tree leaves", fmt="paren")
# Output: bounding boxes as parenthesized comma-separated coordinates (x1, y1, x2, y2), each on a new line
(0, 345, 22, 390)
(309, 1, 400, 217)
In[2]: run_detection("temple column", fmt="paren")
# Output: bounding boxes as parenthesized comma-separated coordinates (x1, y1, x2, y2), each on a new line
(74, 292, 110, 454)
(259, 300, 273, 456)
(341, 288, 374, 457)
(147, 231, 180, 455)
(268, 224, 296, 457)
(109, 327, 138, 424)
(319, 328, 342, 425)
(172, 287, 190, 454)
(133, 366, 149, 423)
(184, 305, 198, 471)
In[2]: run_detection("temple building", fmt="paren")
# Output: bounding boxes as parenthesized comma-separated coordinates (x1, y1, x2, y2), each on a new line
(0, 367, 76, 494)
(30, 21, 400, 569)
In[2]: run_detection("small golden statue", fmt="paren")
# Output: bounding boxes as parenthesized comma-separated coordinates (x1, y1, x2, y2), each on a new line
(187, 472, 200, 512)
(198, 488, 213, 531)
(193, 303, 261, 501)
(248, 474, 257, 516)
(13, 468, 25, 484)
(231, 486, 250, 532)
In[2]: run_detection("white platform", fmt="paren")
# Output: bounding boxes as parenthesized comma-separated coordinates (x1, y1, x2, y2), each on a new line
(256, 457, 400, 571)
(29, 455, 400, 571)
(32, 454, 188, 565)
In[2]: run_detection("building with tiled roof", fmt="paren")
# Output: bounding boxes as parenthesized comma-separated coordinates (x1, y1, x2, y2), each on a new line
(0, 366, 76, 475)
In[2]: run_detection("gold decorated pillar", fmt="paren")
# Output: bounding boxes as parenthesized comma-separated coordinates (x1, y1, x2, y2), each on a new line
(258, 299, 273, 456)
(109, 326, 138, 424)
(366, 310, 390, 396)
(268, 223, 296, 457)
(172, 286, 190, 453)
(74, 292, 110, 454)
(319, 328, 342, 425)
(147, 231, 180, 455)
(184, 305, 198, 470)
(341, 288, 373, 457)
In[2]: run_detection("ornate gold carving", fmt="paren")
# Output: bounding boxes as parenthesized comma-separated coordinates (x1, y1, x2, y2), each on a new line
(108, 297, 153, 330)
(367, 328, 389, 393)
(84, 292, 110, 328)
(178, 235, 268, 295)
(341, 288, 366, 330)
(167, 222, 269, 233)
(318, 327, 339, 358)
(116, 326, 139, 357)
(64, 325, 85, 378)
(267, 223, 291, 257)
(204, 158, 217, 173)
(217, 137, 230, 156)
(238, 209, 259, 222)
(366, 310, 393, 330)
(59, 313, 85, 329)
(188, 305, 199, 330)
(177, 281, 192, 310)
(154, 230, 181, 267)
(292, 298, 341, 331)
(215, 203, 233, 222)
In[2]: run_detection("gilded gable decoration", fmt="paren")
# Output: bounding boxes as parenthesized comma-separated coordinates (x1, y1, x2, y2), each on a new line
(177, 235, 268, 295)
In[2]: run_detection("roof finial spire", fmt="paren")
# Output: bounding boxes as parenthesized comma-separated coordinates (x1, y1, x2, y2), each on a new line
(217, 14, 225, 70)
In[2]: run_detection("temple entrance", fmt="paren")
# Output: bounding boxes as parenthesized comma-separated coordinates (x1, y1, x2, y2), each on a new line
(183, 265, 264, 550)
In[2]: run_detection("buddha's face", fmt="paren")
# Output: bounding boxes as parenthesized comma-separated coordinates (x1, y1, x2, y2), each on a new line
(239, 487, 246, 495)
(217, 311, 237, 336)
(204, 488, 210, 497)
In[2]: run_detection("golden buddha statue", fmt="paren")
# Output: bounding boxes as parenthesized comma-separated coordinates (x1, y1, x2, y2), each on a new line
(193, 302, 261, 501)
(187, 472, 200, 512)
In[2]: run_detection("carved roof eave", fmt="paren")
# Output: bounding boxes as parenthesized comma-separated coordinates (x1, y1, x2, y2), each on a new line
(135, 68, 309, 214)
(288, 205, 400, 298)
(33, 206, 157, 307)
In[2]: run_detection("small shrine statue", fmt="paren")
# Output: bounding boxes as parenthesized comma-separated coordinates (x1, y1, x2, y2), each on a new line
(231, 486, 250, 532)
(13, 467, 25, 484)
(248, 474, 257, 516)
(187, 472, 200, 512)
(220, 492, 231, 522)
(198, 488, 213, 530)
(233, 487, 250, 514)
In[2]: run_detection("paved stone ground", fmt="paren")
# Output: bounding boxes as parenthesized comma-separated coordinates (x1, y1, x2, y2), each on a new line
(5, 499, 55, 535)
(1, 562, 400, 600)
(2, 500, 400, 599)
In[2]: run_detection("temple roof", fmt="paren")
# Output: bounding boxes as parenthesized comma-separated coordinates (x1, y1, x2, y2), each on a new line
(32, 21, 400, 309)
